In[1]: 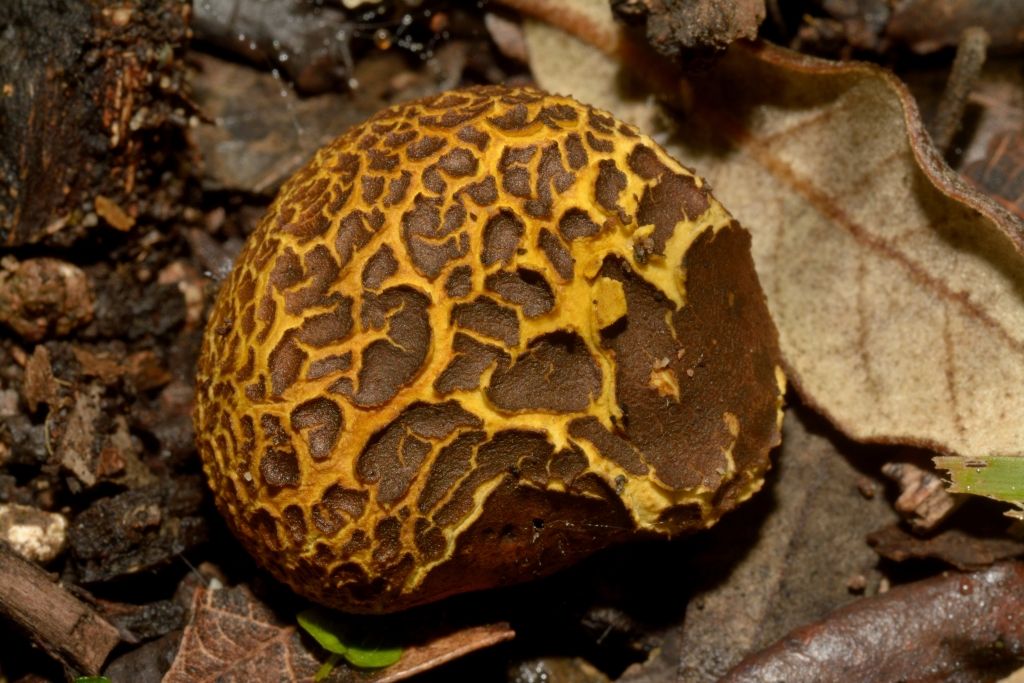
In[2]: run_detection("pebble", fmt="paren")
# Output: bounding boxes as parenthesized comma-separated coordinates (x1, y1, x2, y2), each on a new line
(0, 503, 68, 564)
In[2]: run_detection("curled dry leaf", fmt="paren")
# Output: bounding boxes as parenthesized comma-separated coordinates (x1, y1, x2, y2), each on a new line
(517, 1, 1024, 464)
(719, 561, 1024, 682)
(162, 584, 514, 683)
(162, 584, 326, 683)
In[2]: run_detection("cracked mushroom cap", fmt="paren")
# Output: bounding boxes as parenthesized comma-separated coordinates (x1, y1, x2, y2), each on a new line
(194, 85, 785, 613)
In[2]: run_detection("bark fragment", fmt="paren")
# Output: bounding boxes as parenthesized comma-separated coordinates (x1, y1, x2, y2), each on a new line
(0, 0, 191, 246)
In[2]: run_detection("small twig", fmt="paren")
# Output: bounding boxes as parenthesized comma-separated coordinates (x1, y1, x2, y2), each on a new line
(0, 541, 121, 675)
(932, 26, 990, 155)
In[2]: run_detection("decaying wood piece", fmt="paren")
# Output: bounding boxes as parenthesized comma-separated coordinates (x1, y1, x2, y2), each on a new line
(0, 0, 191, 246)
(0, 541, 121, 675)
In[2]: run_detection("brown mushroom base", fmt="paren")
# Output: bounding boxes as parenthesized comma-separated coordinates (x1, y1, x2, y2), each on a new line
(310, 475, 638, 613)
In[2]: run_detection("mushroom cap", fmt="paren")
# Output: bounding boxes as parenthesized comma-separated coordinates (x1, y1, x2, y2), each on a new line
(194, 85, 785, 613)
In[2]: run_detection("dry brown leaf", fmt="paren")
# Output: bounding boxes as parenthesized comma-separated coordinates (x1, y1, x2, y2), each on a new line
(720, 561, 1024, 681)
(518, 2, 1024, 460)
(162, 584, 323, 682)
(163, 584, 514, 683)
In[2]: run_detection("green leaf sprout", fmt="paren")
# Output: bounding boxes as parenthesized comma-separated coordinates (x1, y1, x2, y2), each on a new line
(297, 607, 403, 680)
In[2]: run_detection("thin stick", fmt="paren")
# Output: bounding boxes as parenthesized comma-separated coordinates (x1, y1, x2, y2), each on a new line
(933, 26, 990, 155)
(0, 541, 121, 675)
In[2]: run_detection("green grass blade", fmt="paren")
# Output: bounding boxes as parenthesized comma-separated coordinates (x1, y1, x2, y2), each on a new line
(934, 455, 1024, 508)
(297, 607, 402, 670)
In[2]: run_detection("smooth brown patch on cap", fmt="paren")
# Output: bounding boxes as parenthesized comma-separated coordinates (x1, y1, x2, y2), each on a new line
(357, 402, 482, 504)
(538, 228, 574, 281)
(486, 332, 602, 412)
(290, 397, 343, 462)
(434, 333, 507, 395)
(482, 210, 525, 267)
(361, 244, 399, 290)
(268, 331, 306, 398)
(558, 208, 602, 240)
(635, 173, 710, 254)
(484, 269, 555, 317)
(344, 287, 431, 408)
(260, 448, 300, 488)
(452, 296, 520, 347)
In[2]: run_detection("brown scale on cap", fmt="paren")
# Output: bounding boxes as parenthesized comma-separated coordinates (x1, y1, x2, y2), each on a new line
(194, 85, 786, 613)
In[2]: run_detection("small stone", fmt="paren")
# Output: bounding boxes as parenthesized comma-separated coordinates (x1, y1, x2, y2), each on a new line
(0, 503, 68, 564)
(0, 257, 95, 342)
(857, 477, 877, 499)
(0, 389, 19, 417)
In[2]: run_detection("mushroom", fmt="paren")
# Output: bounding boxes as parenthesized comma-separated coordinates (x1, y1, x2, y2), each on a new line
(194, 85, 785, 613)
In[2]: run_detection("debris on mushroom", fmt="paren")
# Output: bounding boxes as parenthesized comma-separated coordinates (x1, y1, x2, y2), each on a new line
(194, 85, 786, 613)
